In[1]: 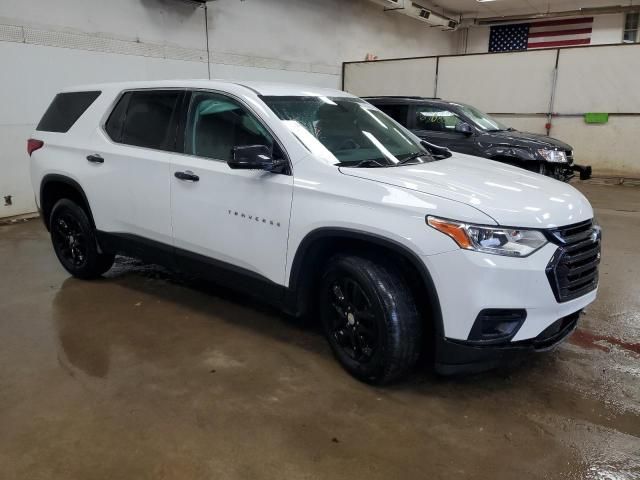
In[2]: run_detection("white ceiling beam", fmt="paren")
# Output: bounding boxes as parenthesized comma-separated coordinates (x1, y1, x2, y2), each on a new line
(469, 4, 640, 25)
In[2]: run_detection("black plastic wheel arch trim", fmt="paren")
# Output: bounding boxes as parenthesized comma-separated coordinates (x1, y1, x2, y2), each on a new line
(40, 174, 96, 231)
(286, 227, 444, 336)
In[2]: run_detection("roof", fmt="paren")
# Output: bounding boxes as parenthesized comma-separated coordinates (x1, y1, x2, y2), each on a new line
(60, 79, 356, 98)
(363, 96, 451, 106)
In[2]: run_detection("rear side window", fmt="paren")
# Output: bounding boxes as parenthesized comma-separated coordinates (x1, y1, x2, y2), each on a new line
(375, 104, 409, 126)
(36, 91, 101, 133)
(105, 90, 182, 151)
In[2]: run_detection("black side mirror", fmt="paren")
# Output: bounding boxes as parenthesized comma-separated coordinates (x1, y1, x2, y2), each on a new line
(420, 140, 452, 159)
(229, 145, 286, 172)
(455, 122, 474, 136)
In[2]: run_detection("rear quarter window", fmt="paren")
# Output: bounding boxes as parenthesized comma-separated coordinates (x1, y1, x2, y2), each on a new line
(36, 91, 101, 133)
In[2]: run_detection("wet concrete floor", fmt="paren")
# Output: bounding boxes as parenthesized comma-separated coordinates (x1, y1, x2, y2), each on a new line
(0, 183, 638, 479)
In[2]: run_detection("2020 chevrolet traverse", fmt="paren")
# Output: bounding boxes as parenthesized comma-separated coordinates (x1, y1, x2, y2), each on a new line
(29, 81, 601, 384)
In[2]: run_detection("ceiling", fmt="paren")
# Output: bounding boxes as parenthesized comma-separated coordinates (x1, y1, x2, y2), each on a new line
(424, 0, 638, 19)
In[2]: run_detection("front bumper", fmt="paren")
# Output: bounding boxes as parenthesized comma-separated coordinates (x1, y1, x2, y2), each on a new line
(561, 150, 591, 180)
(434, 310, 581, 375)
(550, 162, 591, 181)
(571, 163, 592, 180)
(424, 244, 597, 340)
(423, 240, 597, 373)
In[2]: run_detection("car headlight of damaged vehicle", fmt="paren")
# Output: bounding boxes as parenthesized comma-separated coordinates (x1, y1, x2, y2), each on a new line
(538, 149, 567, 163)
(427, 217, 548, 257)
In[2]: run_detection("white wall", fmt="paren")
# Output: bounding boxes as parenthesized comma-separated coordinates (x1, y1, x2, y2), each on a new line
(0, 0, 458, 218)
(591, 14, 625, 45)
(344, 58, 438, 96)
(461, 13, 626, 54)
(464, 26, 490, 54)
(207, 0, 457, 76)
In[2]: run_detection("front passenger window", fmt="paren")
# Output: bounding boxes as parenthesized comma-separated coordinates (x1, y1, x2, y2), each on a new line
(185, 92, 275, 161)
(416, 107, 462, 132)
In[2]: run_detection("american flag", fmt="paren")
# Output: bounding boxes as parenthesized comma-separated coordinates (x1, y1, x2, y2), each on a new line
(489, 17, 594, 52)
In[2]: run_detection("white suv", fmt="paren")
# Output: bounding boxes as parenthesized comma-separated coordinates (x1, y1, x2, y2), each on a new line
(29, 80, 601, 384)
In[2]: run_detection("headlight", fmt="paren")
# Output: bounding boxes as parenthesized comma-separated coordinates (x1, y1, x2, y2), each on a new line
(427, 216, 548, 257)
(538, 149, 567, 163)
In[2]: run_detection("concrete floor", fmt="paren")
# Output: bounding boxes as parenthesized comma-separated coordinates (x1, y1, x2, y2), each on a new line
(0, 183, 638, 480)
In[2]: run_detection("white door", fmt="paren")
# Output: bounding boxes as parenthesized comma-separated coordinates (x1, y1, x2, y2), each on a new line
(170, 91, 293, 286)
(85, 89, 184, 246)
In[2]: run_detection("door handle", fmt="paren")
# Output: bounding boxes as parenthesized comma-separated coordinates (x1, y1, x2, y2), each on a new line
(87, 154, 104, 164)
(174, 170, 199, 182)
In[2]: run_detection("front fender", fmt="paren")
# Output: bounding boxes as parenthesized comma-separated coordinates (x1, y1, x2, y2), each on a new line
(484, 146, 537, 162)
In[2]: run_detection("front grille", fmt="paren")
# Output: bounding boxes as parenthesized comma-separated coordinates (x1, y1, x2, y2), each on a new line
(546, 220, 601, 302)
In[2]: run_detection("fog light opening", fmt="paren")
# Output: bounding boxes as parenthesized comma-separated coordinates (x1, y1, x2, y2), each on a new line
(468, 309, 527, 345)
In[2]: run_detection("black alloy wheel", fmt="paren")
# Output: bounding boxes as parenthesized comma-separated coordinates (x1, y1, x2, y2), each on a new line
(52, 212, 88, 268)
(320, 255, 422, 384)
(327, 276, 379, 364)
(49, 199, 114, 279)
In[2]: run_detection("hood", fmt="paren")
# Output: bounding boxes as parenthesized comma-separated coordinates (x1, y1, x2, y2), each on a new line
(339, 154, 592, 229)
(480, 130, 572, 151)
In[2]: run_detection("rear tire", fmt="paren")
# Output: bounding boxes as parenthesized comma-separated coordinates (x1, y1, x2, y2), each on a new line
(50, 199, 114, 279)
(320, 255, 422, 384)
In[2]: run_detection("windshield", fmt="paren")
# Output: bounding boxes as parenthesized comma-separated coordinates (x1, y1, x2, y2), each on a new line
(262, 96, 429, 167)
(453, 103, 509, 132)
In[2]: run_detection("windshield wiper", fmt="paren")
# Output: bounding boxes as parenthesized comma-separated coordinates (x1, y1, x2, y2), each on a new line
(396, 143, 451, 165)
(336, 159, 389, 168)
(396, 152, 429, 166)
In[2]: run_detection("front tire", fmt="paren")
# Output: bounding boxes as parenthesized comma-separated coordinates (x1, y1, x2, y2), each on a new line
(320, 255, 422, 384)
(50, 199, 114, 279)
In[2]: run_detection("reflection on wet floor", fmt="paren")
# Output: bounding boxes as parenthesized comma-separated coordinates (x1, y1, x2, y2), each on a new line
(0, 183, 639, 480)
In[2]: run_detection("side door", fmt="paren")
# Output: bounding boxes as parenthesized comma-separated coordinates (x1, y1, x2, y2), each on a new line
(411, 105, 477, 155)
(87, 89, 184, 249)
(170, 90, 293, 289)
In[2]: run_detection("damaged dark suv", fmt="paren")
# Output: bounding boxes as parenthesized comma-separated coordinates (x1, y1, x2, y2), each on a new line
(366, 96, 592, 182)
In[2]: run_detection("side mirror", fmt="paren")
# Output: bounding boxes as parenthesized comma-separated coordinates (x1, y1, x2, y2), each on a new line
(229, 145, 281, 171)
(420, 140, 452, 159)
(455, 122, 474, 136)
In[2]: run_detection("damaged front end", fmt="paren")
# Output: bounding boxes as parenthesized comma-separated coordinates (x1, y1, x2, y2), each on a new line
(547, 151, 592, 182)
(488, 146, 592, 182)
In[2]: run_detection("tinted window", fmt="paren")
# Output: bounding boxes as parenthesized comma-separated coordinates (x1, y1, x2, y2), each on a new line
(104, 92, 130, 142)
(454, 103, 508, 131)
(36, 91, 101, 133)
(376, 104, 409, 125)
(185, 92, 275, 161)
(415, 106, 462, 132)
(105, 90, 181, 151)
